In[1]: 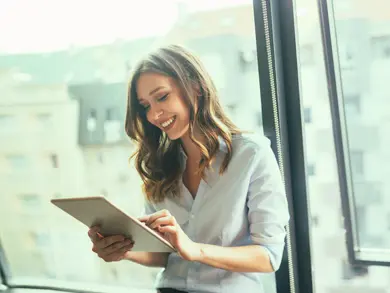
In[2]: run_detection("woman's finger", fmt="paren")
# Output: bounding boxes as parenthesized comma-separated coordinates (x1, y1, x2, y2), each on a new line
(88, 226, 102, 243)
(149, 215, 176, 229)
(95, 235, 125, 249)
(106, 244, 134, 260)
(158, 225, 176, 234)
(145, 209, 171, 226)
(104, 239, 133, 255)
(138, 215, 149, 223)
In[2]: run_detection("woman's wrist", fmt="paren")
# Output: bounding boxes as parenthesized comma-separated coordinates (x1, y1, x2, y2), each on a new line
(188, 242, 203, 262)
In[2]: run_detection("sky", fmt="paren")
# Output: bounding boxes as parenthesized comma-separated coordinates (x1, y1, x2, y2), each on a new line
(0, 0, 251, 54)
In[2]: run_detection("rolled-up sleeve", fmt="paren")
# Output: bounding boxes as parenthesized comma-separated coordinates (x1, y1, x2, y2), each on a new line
(247, 139, 290, 271)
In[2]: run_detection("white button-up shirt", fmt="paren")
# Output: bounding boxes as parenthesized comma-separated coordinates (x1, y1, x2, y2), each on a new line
(144, 134, 290, 293)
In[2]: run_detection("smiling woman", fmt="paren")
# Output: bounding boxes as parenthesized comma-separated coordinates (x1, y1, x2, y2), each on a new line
(84, 44, 290, 293)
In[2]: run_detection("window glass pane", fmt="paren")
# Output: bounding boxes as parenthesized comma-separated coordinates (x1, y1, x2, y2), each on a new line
(331, 0, 390, 259)
(295, 0, 390, 291)
(0, 0, 273, 292)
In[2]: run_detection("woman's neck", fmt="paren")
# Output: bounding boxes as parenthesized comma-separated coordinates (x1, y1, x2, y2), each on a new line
(180, 132, 202, 162)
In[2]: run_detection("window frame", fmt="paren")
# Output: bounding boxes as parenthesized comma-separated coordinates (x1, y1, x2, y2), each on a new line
(253, 0, 314, 292)
(317, 0, 390, 266)
(0, 241, 8, 289)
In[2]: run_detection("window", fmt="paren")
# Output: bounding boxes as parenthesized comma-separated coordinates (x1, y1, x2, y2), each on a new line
(0, 1, 268, 292)
(344, 95, 361, 115)
(18, 194, 41, 209)
(371, 36, 390, 59)
(307, 163, 315, 176)
(86, 109, 97, 132)
(350, 150, 364, 176)
(387, 213, 390, 231)
(97, 152, 104, 163)
(7, 155, 30, 170)
(30, 232, 50, 247)
(105, 107, 118, 121)
(300, 45, 314, 65)
(36, 113, 52, 127)
(50, 154, 58, 168)
(256, 111, 263, 127)
(296, 0, 390, 292)
(341, 259, 368, 280)
(104, 108, 121, 143)
(0, 114, 14, 132)
(303, 107, 312, 123)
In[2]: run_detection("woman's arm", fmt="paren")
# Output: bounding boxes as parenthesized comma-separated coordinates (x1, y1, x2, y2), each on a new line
(191, 244, 274, 273)
(125, 252, 170, 268)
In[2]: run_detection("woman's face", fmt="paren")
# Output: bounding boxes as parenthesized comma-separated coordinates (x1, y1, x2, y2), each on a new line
(136, 72, 191, 140)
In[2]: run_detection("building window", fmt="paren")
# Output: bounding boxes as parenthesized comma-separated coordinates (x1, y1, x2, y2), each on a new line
(311, 215, 319, 227)
(300, 45, 314, 65)
(385, 46, 390, 58)
(36, 113, 51, 127)
(50, 154, 59, 168)
(387, 213, 390, 231)
(350, 150, 364, 176)
(104, 107, 121, 143)
(30, 231, 50, 247)
(0, 114, 14, 131)
(19, 194, 40, 209)
(256, 111, 263, 127)
(371, 36, 390, 59)
(239, 49, 256, 70)
(303, 107, 312, 123)
(344, 95, 361, 115)
(7, 155, 30, 169)
(98, 152, 104, 163)
(106, 108, 118, 121)
(87, 109, 97, 132)
(341, 259, 368, 280)
(307, 163, 316, 176)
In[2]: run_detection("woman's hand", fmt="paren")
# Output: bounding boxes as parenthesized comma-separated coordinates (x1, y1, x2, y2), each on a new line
(139, 210, 201, 262)
(88, 226, 134, 262)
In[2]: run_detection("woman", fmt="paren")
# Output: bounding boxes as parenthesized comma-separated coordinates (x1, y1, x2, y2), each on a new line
(88, 45, 290, 293)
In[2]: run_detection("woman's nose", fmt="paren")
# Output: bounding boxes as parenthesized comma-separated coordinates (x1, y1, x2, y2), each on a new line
(153, 109, 164, 120)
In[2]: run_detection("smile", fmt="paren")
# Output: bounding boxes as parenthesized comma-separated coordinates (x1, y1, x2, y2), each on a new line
(160, 116, 176, 128)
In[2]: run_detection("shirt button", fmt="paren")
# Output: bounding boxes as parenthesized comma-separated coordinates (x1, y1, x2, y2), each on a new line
(190, 214, 195, 219)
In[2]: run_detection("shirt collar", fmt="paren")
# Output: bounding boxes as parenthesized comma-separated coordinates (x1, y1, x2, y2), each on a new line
(179, 136, 228, 160)
(179, 136, 228, 187)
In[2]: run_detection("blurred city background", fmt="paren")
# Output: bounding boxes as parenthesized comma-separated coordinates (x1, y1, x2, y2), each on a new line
(0, 0, 389, 292)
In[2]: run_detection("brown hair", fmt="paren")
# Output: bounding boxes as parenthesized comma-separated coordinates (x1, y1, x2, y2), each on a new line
(125, 45, 241, 203)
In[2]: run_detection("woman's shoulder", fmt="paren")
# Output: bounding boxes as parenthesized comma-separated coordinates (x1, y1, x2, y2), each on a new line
(232, 132, 271, 155)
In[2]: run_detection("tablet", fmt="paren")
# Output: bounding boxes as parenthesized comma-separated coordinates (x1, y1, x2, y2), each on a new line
(51, 196, 176, 253)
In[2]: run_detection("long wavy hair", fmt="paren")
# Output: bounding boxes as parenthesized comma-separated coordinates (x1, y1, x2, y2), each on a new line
(125, 45, 241, 203)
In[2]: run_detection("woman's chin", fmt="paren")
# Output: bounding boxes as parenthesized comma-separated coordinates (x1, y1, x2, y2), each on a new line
(166, 127, 189, 141)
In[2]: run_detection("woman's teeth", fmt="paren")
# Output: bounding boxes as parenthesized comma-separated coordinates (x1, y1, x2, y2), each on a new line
(161, 116, 175, 128)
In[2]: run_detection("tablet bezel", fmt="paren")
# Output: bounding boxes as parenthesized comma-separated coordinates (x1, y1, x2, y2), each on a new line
(51, 196, 176, 253)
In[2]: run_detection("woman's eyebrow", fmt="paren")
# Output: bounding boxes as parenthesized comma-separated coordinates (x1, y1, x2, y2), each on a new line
(149, 86, 165, 96)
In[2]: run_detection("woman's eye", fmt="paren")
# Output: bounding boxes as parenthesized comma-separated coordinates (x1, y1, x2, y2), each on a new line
(143, 105, 150, 112)
(157, 94, 169, 102)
